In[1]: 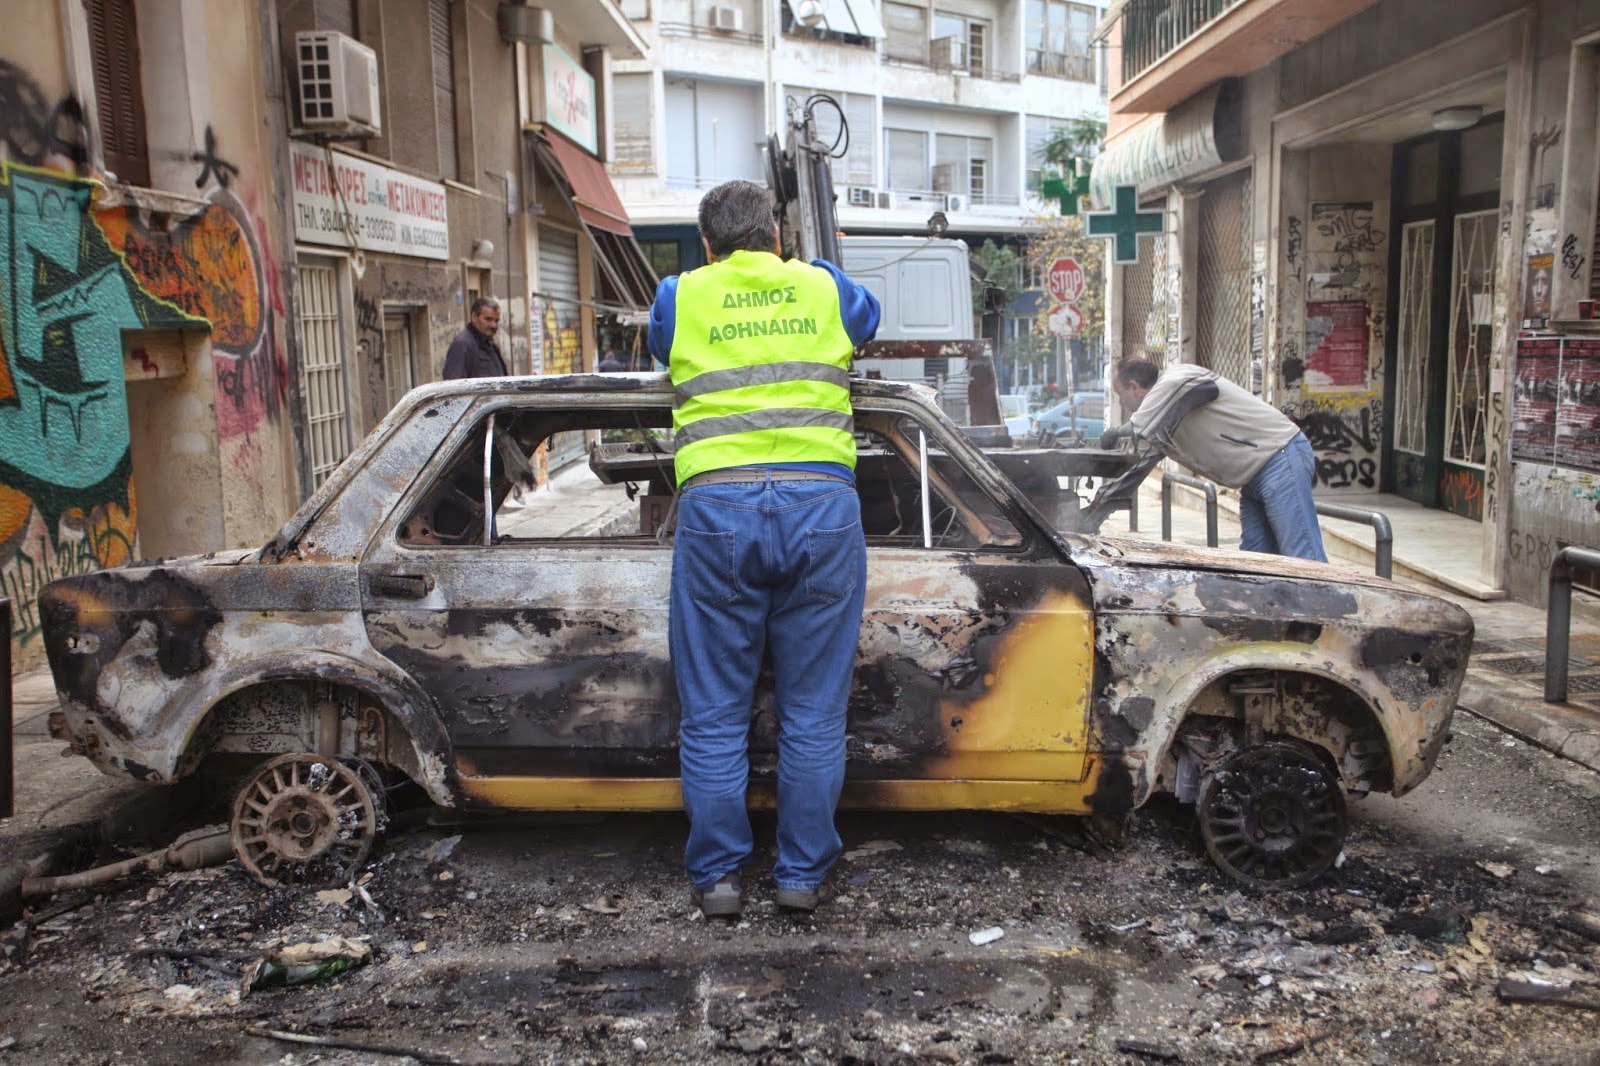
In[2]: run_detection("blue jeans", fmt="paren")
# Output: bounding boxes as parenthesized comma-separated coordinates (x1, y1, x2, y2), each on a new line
(1238, 434, 1328, 562)
(669, 476, 867, 891)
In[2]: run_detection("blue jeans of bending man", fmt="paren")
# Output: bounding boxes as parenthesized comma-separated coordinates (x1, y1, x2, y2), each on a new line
(669, 476, 867, 892)
(1237, 433, 1328, 562)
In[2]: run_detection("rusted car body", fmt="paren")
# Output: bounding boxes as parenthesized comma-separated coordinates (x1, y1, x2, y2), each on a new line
(40, 376, 1472, 887)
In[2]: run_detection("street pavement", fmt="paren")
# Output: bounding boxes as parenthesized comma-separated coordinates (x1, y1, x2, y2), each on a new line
(3, 463, 1597, 922)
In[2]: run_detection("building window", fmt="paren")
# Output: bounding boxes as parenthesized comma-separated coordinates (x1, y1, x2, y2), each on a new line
(932, 12, 987, 73)
(612, 73, 654, 172)
(663, 79, 764, 188)
(885, 128, 928, 192)
(884, 2, 929, 62)
(1027, 0, 1095, 82)
(429, 0, 459, 182)
(296, 260, 353, 490)
(641, 241, 681, 280)
(786, 87, 875, 186)
(934, 134, 991, 202)
(86, 0, 150, 186)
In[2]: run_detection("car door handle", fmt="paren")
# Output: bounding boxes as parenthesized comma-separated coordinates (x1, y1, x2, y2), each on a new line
(371, 573, 434, 599)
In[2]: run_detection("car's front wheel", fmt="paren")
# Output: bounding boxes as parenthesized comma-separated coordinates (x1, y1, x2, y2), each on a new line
(1195, 739, 1347, 889)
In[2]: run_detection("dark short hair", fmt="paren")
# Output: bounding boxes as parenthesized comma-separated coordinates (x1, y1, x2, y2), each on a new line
(470, 296, 500, 316)
(1113, 357, 1160, 390)
(698, 180, 777, 258)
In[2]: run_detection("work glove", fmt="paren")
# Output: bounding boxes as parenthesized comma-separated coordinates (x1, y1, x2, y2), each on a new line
(1099, 424, 1128, 450)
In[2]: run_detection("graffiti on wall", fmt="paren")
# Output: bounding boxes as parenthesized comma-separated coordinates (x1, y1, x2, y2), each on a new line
(1284, 392, 1381, 490)
(1, 60, 284, 643)
(1438, 467, 1484, 522)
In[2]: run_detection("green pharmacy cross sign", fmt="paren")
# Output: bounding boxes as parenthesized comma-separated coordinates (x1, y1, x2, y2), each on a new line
(1087, 184, 1163, 264)
(1041, 157, 1091, 217)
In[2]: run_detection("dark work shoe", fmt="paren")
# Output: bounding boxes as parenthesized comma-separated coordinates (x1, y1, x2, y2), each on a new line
(775, 882, 831, 912)
(691, 874, 744, 918)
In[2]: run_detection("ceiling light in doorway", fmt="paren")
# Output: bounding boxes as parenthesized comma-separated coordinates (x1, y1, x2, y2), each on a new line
(1431, 106, 1483, 132)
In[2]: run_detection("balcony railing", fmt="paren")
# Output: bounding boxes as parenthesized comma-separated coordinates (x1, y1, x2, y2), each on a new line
(1028, 50, 1095, 83)
(1121, 0, 1243, 84)
(881, 53, 1021, 84)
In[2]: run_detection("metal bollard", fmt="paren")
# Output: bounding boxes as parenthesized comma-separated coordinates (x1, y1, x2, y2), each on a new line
(2, 597, 11, 819)
(1313, 502, 1393, 579)
(1160, 472, 1219, 548)
(1545, 546, 1600, 704)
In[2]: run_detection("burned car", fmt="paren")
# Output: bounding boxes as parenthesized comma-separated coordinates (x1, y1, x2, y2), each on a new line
(40, 376, 1472, 889)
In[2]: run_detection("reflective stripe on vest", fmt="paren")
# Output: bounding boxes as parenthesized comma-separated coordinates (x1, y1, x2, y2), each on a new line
(668, 251, 856, 484)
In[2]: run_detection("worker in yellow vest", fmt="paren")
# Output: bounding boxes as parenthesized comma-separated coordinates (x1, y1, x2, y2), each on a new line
(648, 180, 881, 918)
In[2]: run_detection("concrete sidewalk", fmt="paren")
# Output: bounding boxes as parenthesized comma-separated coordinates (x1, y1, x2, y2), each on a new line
(5, 466, 1597, 921)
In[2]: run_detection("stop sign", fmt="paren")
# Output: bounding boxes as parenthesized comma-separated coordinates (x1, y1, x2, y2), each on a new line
(1048, 257, 1085, 304)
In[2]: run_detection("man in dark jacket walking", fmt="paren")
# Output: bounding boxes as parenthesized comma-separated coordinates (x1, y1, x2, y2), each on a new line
(443, 297, 508, 379)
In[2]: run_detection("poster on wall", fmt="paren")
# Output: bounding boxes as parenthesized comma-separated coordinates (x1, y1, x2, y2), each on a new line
(1556, 337, 1600, 473)
(1303, 299, 1369, 389)
(1524, 253, 1554, 324)
(1511, 337, 1559, 464)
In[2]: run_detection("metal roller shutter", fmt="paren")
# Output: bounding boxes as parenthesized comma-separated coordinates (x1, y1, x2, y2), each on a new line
(537, 225, 587, 470)
(1195, 168, 1253, 389)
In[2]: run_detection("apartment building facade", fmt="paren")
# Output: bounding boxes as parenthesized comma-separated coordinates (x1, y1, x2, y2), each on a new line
(606, 0, 1110, 280)
(1096, 0, 1600, 603)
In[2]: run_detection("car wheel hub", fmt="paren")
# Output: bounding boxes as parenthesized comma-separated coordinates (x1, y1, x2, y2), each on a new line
(1196, 740, 1347, 889)
(231, 753, 379, 887)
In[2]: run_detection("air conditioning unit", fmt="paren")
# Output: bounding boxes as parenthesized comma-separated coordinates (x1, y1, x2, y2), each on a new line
(875, 190, 892, 209)
(945, 194, 966, 211)
(709, 4, 743, 32)
(847, 186, 876, 207)
(295, 31, 381, 136)
(929, 35, 966, 69)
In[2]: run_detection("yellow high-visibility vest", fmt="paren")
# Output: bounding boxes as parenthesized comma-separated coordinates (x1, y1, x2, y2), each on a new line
(668, 250, 856, 484)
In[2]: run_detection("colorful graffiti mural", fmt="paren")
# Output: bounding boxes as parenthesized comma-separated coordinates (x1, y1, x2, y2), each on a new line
(1, 59, 285, 646)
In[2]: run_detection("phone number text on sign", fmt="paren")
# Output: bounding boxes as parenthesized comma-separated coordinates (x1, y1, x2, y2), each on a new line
(290, 142, 450, 261)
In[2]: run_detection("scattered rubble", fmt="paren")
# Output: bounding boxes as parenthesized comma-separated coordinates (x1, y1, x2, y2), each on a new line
(0, 715, 1594, 1062)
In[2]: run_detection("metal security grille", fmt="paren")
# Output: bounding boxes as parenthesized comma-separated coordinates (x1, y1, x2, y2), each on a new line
(1195, 168, 1252, 388)
(1446, 210, 1496, 468)
(1119, 208, 1169, 365)
(295, 263, 352, 489)
(1394, 221, 1435, 456)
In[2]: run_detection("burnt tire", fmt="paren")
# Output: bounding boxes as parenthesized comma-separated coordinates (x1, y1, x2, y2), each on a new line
(231, 753, 379, 887)
(1196, 739, 1347, 889)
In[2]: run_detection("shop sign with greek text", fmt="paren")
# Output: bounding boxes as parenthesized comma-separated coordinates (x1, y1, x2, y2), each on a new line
(290, 142, 450, 261)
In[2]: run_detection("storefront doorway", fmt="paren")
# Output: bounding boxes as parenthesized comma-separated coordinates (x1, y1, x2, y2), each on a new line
(1384, 116, 1503, 520)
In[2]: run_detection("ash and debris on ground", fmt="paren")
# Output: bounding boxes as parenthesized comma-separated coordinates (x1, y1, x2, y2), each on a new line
(2, 715, 1598, 1065)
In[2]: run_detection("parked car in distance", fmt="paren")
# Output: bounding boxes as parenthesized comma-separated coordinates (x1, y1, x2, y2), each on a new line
(39, 375, 1473, 891)
(1034, 392, 1107, 443)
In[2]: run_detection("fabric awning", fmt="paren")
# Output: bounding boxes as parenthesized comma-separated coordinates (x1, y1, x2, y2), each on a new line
(784, 0, 885, 38)
(529, 129, 658, 311)
(538, 130, 634, 235)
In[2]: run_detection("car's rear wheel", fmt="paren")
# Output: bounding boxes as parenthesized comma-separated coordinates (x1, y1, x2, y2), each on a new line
(231, 753, 380, 887)
(1196, 739, 1347, 889)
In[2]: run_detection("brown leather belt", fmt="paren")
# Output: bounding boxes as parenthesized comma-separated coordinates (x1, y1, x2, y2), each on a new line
(679, 467, 852, 491)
